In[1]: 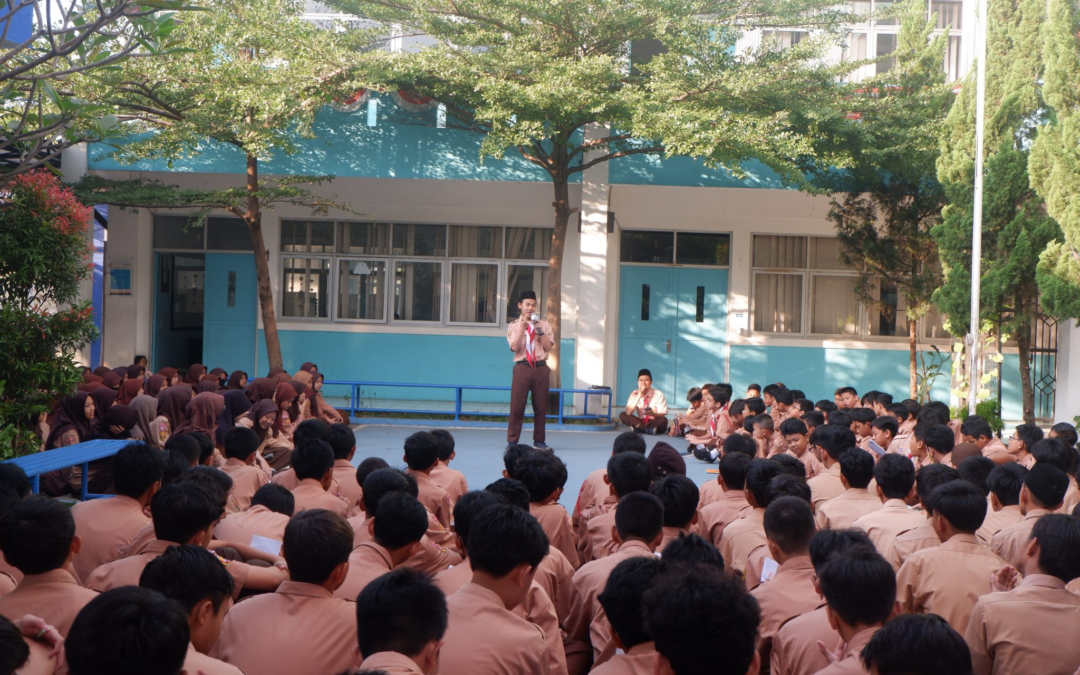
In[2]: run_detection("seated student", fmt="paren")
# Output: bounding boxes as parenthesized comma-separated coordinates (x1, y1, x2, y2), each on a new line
(961, 416, 1011, 465)
(648, 442, 686, 479)
(888, 464, 961, 569)
(746, 383, 762, 398)
(402, 431, 452, 528)
(807, 425, 857, 510)
(815, 547, 897, 675)
(826, 409, 852, 429)
(661, 532, 724, 569)
(650, 475, 699, 551)
(502, 443, 536, 480)
(852, 454, 925, 566)
(220, 427, 270, 513)
(751, 414, 784, 458)
(269, 418, 330, 489)
(977, 463, 1026, 542)
(772, 529, 875, 675)
(515, 452, 578, 568)
(70, 442, 164, 581)
(439, 504, 550, 675)
(66, 587, 190, 675)
(698, 433, 755, 510)
(780, 418, 825, 478)
(687, 385, 733, 461)
(668, 386, 706, 438)
(790, 398, 814, 419)
(835, 387, 858, 410)
(966, 514, 1080, 675)
(849, 408, 883, 458)
(887, 404, 914, 448)
(992, 463, 1070, 567)
(620, 369, 669, 435)
(429, 429, 468, 508)
(773, 452, 806, 480)
(923, 424, 956, 466)
(871, 415, 899, 455)
(802, 410, 825, 437)
(568, 493, 665, 668)
(952, 442, 985, 466)
(592, 557, 664, 675)
(329, 423, 364, 510)
(816, 399, 838, 415)
(862, 614, 974, 675)
(214, 483, 294, 548)
(1031, 437, 1075, 476)
(816, 450, 882, 530)
(335, 492, 429, 601)
(0, 497, 98, 637)
(214, 510, 359, 675)
(139, 545, 243, 675)
(583, 452, 654, 562)
(896, 481, 1007, 635)
(355, 568, 448, 675)
(1007, 423, 1044, 469)
(750, 497, 822, 668)
(720, 459, 782, 577)
(770, 387, 794, 426)
(290, 439, 350, 516)
(436, 491, 566, 675)
(645, 564, 761, 675)
(350, 457, 390, 522)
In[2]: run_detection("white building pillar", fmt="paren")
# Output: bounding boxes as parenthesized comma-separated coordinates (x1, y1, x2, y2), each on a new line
(102, 208, 154, 367)
(61, 144, 95, 366)
(1054, 319, 1080, 425)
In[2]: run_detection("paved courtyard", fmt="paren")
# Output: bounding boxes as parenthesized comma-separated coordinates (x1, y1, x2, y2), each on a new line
(351, 423, 717, 510)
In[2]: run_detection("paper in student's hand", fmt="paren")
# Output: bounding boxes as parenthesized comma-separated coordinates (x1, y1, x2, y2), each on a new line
(249, 535, 283, 556)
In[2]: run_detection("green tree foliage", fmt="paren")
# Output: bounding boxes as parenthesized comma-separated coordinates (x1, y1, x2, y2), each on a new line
(933, 0, 1062, 422)
(803, 0, 953, 398)
(72, 0, 359, 370)
(324, 0, 853, 387)
(0, 171, 98, 457)
(1029, 0, 1080, 318)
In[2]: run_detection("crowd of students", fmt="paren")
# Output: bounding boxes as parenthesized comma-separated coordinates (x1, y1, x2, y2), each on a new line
(2, 376, 1080, 675)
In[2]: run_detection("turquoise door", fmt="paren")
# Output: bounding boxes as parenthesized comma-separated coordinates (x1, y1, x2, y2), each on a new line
(618, 266, 728, 408)
(203, 254, 257, 375)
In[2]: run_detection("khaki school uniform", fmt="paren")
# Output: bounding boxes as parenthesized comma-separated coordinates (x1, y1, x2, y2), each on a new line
(358, 652, 425, 675)
(573, 468, 611, 528)
(334, 541, 394, 601)
(583, 507, 618, 562)
(887, 518, 938, 570)
(441, 583, 550, 675)
(698, 477, 726, 508)
(534, 545, 577, 629)
(719, 507, 767, 577)
(70, 494, 151, 582)
(273, 467, 344, 501)
(430, 462, 468, 508)
(977, 504, 1023, 543)
(184, 643, 245, 675)
(815, 627, 878, 675)
(290, 478, 350, 517)
(658, 525, 693, 554)
(896, 533, 1008, 635)
(332, 459, 363, 510)
(405, 469, 452, 528)
(1057, 479, 1079, 515)
(982, 438, 1010, 463)
(0, 569, 97, 637)
(815, 488, 883, 530)
(214, 580, 357, 675)
(214, 504, 290, 548)
(991, 508, 1053, 568)
(221, 459, 270, 514)
(852, 499, 926, 569)
(888, 433, 911, 456)
(807, 463, 845, 511)
(352, 514, 463, 575)
(697, 489, 752, 550)
(750, 556, 823, 669)
(792, 450, 826, 479)
(773, 606, 839, 675)
(965, 574, 1080, 675)
(589, 642, 658, 675)
(531, 502, 580, 570)
(86, 538, 250, 600)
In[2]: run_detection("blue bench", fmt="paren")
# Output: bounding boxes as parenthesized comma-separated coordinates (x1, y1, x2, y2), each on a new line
(3, 440, 133, 499)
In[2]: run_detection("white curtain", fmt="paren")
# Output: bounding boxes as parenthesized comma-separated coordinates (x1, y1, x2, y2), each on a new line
(754, 273, 803, 333)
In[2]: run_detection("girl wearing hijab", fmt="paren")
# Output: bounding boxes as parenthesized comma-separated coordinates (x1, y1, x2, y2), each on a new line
(184, 364, 206, 386)
(116, 378, 144, 406)
(130, 395, 170, 449)
(215, 390, 252, 448)
(92, 404, 140, 441)
(157, 367, 180, 387)
(292, 362, 317, 386)
(173, 391, 225, 438)
(145, 374, 168, 397)
(126, 364, 145, 381)
(78, 382, 104, 393)
(100, 371, 123, 390)
(45, 392, 94, 449)
(208, 367, 227, 384)
(273, 383, 301, 439)
(82, 373, 104, 385)
(247, 399, 293, 471)
(225, 371, 248, 390)
(310, 372, 346, 424)
(156, 386, 193, 434)
(266, 367, 287, 378)
(89, 388, 118, 426)
(196, 378, 221, 393)
(110, 365, 129, 379)
(245, 378, 276, 404)
(271, 372, 292, 385)
(93, 366, 111, 378)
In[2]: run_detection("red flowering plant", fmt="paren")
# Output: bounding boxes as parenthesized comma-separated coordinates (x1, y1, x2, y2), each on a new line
(0, 171, 98, 457)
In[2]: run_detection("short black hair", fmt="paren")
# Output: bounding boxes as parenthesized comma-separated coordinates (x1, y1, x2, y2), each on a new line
(292, 439, 335, 481)
(612, 430, 646, 455)
(874, 453, 916, 499)
(850, 407, 876, 425)
(987, 463, 1027, 507)
(151, 482, 223, 544)
(452, 491, 502, 546)
(373, 492, 429, 550)
(916, 464, 961, 513)
(1014, 423, 1045, 450)
(861, 614, 973, 675)
(707, 385, 731, 407)
(747, 383, 762, 393)
(744, 397, 766, 416)
(728, 399, 748, 418)
(929, 480, 986, 532)
(772, 453, 807, 479)
(362, 468, 413, 518)
(922, 424, 955, 457)
(615, 492, 665, 542)
(66, 587, 190, 675)
(957, 455, 994, 497)
(826, 410, 852, 428)
(0, 463, 31, 511)
(110, 442, 166, 499)
(802, 411, 825, 429)
(774, 388, 794, 406)
(649, 475, 699, 529)
(403, 431, 439, 471)
(429, 429, 455, 462)
(745, 459, 783, 507)
(329, 423, 356, 461)
(871, 415, 899, 438)
(139, 544, 235, 614)
(484, 478, 531, 512)
(767, 474, 812, 505)
(815, 400, 838, 413)
(808, 528, 875, 573)
(0, 615, 28, 674)
(661, 533, 724, 569)
(163, 448, 192, 484)
(763, 496, 815, 555)
(175, 466, 232, 508)
(164, 434, 200, 465)
(598, 557, 666, 650)
(283, 509, 354, 585)
(810, 424, 857, 461)
(793, 398, 814, 413)
(779, 418, 808, 437)
(515, 452, 566, 502)
(917, 401, 950, 425)
(1031, 438, 1072, 473)
(607, 452, 653, 497)
(502, 444, 534, 478)
(839, 450, 873, 489)
(888, 403, 912, 421)
(751, 414, 774, 431)
(819, 547, 896, 626)
(467, 504, 548, 577)
(1031, 514, 1080, 582)
(250, 483, 295, 516)
(1051, 423, 1079, 449)
(189, 431, 215, 465)
(874, 392, 894, 407)
(722, 434, 757, 458)
(293, 418, 331, 445)
(718, 453, 752, 490)
(356, 568, 448, 659)
(960, 416, 993, 440)
(356, 457, 390, 488)
(763, 384, 780, 397)
(0, 495, 75, 574)
(837, 386, 858, 397)
(645, 565, 759, 675)
(223, 426, 259, 461)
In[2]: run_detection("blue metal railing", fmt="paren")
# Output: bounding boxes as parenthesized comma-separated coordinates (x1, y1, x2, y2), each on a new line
(4, 439, 132, 499)
(324, 380, 614, 424)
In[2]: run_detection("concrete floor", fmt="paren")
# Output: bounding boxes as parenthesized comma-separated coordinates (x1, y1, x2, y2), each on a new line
(350, 424, 718, 510)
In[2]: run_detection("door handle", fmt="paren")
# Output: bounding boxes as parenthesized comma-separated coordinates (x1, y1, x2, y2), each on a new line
(664, 339, 671, 353)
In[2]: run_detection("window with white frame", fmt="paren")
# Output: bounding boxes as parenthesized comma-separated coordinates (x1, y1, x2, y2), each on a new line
(279, 221, 550, 326)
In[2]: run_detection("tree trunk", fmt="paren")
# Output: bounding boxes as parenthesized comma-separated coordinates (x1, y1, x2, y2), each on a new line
(545, 175, 572, 392)
(1016, 318, 1035, 424)
(242, 153, 284, 372)
(909, 317, 918, 400)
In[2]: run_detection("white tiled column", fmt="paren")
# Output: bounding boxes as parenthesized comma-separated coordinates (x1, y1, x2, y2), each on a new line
(1054, 319, 1080, 425)
(62, 144, 94, 366)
